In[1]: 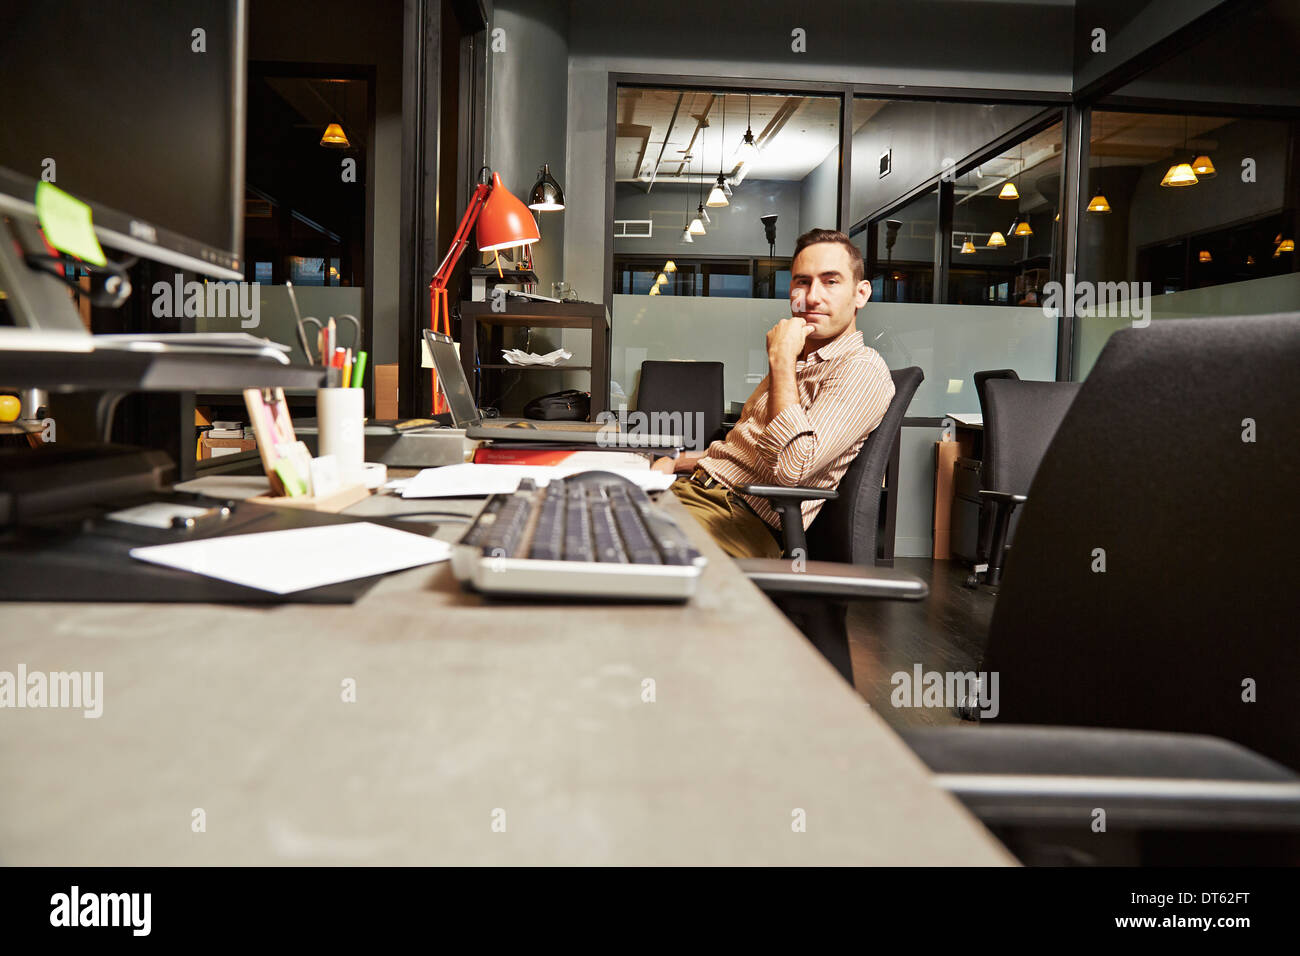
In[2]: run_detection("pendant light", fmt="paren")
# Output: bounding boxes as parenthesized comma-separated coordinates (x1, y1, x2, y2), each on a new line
(1087, 113, 1112, 213)
(960, 235, 976, 254)
(656, 272, 669, 286)
(706, 95, 730, 207)
(986, 230, 1006, 248)
(688, 131, 707, 234)
(664, 260, 677, 273)
(1191, 155, 1216, 178)
(737, 93, 760, 164)
(527, 163, 566, 211)
(999, 142, 1022, 199)
(649, 284, 660, 295)
(1274, 238, 1295, 257)
(1161, 115, 1199, 187)
(680, 176, 695, 243)
(1012, 218, 1034, 238)
(320, 81, 351, 148)
(1198, 250, 1212, 263)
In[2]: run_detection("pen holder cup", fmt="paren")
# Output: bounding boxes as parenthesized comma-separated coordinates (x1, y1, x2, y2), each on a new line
(317, 387, 365, 488)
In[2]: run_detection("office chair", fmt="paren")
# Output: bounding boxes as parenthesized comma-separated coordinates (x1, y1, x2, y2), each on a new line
(898, 313, 1300, 863)
(736, 367, 925, 684)
(969, 368, 1018, 566)
(635, 360, 725, 453)
(738, 366, 923, 565)
(966, 378, 1081, 588)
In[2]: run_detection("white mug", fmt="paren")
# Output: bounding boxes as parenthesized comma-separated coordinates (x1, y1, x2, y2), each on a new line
(317, 388, 365, 488)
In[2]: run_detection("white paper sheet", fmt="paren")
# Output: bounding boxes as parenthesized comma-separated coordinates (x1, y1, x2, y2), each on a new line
(401, 463, 676, 499)
(130, 522, 452, 594)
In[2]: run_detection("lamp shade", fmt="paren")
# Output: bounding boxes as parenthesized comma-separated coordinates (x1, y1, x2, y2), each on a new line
(1191, 155, 1216, 178)
(527, 163, 566, 211)
(680, 227, 694, 243)
(656, 273, 668, 286)
(1086, 192, 1112, 214)
(1198, 249, 1212, 263)
(1277, 238, 1295, 253)
(663, 260, 677, 272)
(738, 128, 759, 162)
(706, 175, 729, 207)
(959, 237, 976, 255)
(688, 216, 706, 236)
(998, 182, 1019, 200)
(648, 285, 660, 295)
(1012, 219, 1034, 237)
(477, 172, 541, 251)
(1160, 162, 1198, 187)
(320, 123, 350, 148)
(986, 231, 1006, 248)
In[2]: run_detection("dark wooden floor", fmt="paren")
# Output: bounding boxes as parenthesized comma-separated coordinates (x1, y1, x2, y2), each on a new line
(846, 558, 996, 728)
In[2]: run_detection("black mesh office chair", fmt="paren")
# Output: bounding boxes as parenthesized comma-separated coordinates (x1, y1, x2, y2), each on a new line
(969, 368, 1018, 567)
(967, 378, 1081, 588)
(899, 313, 1300, 863)
(737, 367, 925, 684)
(636, 360, 725, 452)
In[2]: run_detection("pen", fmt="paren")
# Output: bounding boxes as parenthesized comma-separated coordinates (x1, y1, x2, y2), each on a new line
(342, 348, 353, 388)
(352, 351, 368, 388)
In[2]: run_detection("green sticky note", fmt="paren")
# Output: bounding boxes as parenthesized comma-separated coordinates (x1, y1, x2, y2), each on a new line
(34, 181, 106, 266)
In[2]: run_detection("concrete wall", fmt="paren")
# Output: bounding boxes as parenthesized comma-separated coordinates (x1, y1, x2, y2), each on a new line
(799, 146, 840, 237)
(488, 0, 569, 292)
(249, 0, 403, 365)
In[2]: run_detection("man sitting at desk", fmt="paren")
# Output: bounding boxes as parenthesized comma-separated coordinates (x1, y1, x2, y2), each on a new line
(651, 228, 895, 559)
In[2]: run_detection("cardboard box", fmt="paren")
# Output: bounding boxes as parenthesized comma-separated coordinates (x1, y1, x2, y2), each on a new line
(200, 436, 257, 460)
(375, 363, 399, 420)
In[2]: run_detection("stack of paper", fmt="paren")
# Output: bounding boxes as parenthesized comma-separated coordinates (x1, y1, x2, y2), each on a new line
(401, 463, 675, 498)
(501, 348, 572, 367)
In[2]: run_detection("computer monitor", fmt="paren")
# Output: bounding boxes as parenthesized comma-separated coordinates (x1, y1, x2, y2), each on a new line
(0, 1, 247, 285)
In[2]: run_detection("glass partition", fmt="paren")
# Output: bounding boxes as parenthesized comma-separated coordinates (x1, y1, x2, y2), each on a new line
(1073, 109, 1298, 378)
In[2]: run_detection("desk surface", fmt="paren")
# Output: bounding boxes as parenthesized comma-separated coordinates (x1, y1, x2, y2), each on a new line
(0, 481, 1011, 865)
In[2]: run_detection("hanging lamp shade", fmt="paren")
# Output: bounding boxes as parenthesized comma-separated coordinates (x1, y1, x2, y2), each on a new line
(320, 123, 350, 148)
(986, 230, 1006, 248)
(998, 181, 1019, 200)
(663, 260, 677, 272)
(1191, 155, 1216, 179)
(1160, 162, 1198, 187)
(1276, 238, 1295, 253)
(689, 203, 707, 235)
(680, 226, 694, 243)
(1246, 254, 1256, 265)
(477, 172, 541, 251)
(959, 237, 976, 255)
(648, 285, 660, 296)
(1198, 250, 1212, 263)
(706, 174, 729, 207)
(1086, 192, 1112, 214)
(527, 163, 566, 211)
(738, 128, 759, 162)
(656, 273, 668, 286)
(1012, 219, 1034, 237)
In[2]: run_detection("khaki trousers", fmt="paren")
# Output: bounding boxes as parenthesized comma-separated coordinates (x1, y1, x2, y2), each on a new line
(669, 476, 784, 559)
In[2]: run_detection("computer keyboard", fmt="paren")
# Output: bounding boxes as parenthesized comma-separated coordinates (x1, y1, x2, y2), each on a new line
(450, 472, 706, 601)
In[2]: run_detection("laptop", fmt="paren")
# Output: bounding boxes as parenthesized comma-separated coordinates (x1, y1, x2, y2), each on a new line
(423, 331, 684, 449)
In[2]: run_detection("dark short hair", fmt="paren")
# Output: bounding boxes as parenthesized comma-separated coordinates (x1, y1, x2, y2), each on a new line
(793, 228, 864, 284)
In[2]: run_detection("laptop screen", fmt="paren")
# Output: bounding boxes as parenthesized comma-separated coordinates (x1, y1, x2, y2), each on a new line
(423, 331, 480, 426)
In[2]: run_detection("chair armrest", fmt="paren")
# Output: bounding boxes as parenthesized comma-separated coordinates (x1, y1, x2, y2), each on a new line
(900, 725, 1300, 831)
(737, 558, 928, 601)
(977, 489, 1027, 505)
(735, 483, 839, 502)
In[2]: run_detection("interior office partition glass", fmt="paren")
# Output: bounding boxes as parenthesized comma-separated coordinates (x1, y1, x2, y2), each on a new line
(1072, 110, 1299, 379)
(610, 86, 840, 408)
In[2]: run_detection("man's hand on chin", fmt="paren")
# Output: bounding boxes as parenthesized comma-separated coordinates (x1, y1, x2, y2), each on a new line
(767, 316, 815, 367)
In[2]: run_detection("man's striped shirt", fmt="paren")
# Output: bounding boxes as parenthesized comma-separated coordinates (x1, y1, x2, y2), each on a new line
(700, 329, 895, 531)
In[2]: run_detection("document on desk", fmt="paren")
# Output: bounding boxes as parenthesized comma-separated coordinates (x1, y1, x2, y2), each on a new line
(130, 522, 451, 594)
(401, 463, 676, 498)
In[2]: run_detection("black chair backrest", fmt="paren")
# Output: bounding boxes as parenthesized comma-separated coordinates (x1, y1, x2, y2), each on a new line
(982, 379, 1082, 497)
(983, 313, 1300, 770)
(973, 368, 1018, 422)
(636, 360, 725, 451)
(806, 366, 923, 566)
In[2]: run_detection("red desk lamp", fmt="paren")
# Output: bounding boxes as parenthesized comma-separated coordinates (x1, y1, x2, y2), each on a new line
(428, 168, 540, 413)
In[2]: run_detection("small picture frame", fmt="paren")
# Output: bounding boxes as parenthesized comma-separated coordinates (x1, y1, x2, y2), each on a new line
(879, 148, 892, 179)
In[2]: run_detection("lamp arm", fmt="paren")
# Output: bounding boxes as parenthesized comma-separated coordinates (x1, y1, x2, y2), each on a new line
(430, 181, 492, 292)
